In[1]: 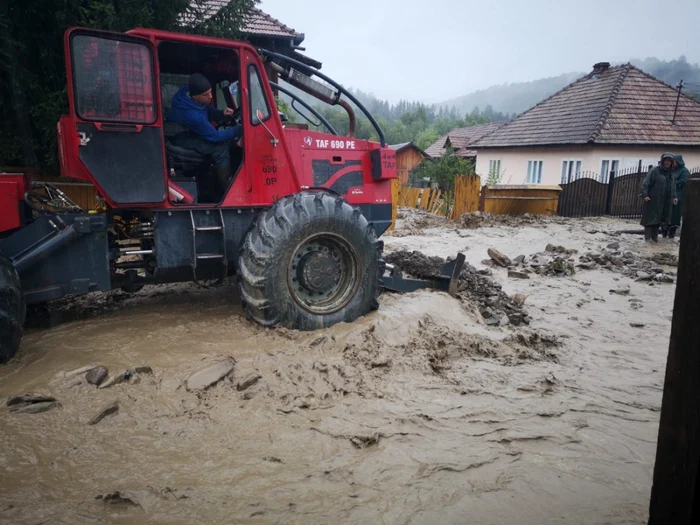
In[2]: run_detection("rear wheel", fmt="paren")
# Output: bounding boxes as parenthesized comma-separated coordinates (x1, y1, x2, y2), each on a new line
(239, 192, 383, 330)
(1, 256, 25, 363)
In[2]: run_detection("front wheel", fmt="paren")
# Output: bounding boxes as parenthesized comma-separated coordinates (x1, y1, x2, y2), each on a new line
(1, 256, 25, 363)
(238, 192, 383, 330)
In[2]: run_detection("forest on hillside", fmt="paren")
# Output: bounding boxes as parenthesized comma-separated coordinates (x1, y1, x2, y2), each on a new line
(279, 86, 513, 150)
(281, 55, 700, 150)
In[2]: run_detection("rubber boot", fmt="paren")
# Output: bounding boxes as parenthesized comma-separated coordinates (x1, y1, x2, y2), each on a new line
(651, 226, 660, 243)
(661, 225, 668, 238)
(668, 226, 677, 239)
(644, 227, 652, 242)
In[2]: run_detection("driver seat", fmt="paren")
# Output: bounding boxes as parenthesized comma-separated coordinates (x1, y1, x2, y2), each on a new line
(163, 121, 208, 203)
(164, 122, 208, 177)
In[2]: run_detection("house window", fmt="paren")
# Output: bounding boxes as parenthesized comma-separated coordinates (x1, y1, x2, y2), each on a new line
(561, 160, 582, 183)
(599, 159, 620, 183)
(526, 160, 543, 184)
(488, 159, 502, 183)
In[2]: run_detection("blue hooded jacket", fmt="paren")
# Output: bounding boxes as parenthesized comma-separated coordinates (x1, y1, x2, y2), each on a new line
(167, 86, 241, 143)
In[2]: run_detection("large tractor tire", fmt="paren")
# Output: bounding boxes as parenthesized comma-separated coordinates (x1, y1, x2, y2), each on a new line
(1, 256, 25, 363)
(239, 191, 383, 330)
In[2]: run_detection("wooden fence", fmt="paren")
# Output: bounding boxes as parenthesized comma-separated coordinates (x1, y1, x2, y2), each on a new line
(390, 175, 484, 229)
(481, 185, 561, 215)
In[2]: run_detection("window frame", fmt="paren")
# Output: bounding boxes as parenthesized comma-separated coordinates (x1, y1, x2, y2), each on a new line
(526, 160, 544, 184)
(561, 159, 583, 184)
(247, 64, 271, 126)
(69, 32, 158, 125)
(599, 158, 620, 183)
(488, 159, 502, 174)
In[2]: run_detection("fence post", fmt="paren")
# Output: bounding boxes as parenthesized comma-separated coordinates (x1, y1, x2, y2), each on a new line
(605, 170, 616, 215)
(479, 185, 487, 212)
(648, 180, 700, 524)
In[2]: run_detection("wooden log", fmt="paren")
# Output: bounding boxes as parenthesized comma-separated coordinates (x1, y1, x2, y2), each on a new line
(648, 179, 700, 524)
(487, 248, 512, 268)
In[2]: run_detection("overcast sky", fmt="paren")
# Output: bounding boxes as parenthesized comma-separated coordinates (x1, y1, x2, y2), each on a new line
(260, 0, 699, 103)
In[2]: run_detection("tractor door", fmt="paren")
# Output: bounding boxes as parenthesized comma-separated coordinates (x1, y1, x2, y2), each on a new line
(65, 29, 166, 205)
(235, 52, 297, 205)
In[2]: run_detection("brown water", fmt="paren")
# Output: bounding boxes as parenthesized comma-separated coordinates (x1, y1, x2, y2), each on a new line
(0, 215, 676, 524)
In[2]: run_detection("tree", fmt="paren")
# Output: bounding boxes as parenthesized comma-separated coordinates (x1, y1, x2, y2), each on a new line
(410, 149, 474, 192)
(415, 128, 439, 151)
(0, 0, 258, 172)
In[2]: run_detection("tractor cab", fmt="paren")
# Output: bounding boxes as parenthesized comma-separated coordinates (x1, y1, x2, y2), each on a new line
(58, 28, 293, 208)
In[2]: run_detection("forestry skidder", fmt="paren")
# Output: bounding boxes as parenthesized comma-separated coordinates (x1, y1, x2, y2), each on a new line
(0, 28, 463, 363)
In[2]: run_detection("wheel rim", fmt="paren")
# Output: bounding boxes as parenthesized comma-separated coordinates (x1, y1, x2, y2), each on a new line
(287, 233, 361, 315)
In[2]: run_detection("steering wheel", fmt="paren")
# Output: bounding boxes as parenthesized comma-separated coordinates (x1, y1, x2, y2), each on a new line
(217, 108, 241, 129)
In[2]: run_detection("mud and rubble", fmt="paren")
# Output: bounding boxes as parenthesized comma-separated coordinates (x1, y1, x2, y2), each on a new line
(385, 250, 531, 326)
(458, 211, 568, 229)
(0, 208, 680, 524)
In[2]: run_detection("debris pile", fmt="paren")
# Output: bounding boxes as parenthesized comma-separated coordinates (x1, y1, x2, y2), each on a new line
(459, 212, 566, 229)
(577, 248, 676, 282)
(385, 250, 530, 327)
(388, 208, 451, 237)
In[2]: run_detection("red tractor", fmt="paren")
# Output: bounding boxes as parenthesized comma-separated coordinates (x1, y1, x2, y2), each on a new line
(0, 28, 463, 363)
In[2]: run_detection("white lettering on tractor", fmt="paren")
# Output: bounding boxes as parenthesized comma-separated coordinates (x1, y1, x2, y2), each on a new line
(313, 139, 357, 150)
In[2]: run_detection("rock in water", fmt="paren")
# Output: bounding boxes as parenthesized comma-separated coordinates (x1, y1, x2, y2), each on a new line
(508, 270, 530, 280)
(186, 359, 235, 391)
(487, 248, 512, 268)
(6, 393, 55, 406)
(609, 286, 631, 296)
(64, 365, 97, 379)
(86, 366, 108, 386)
(653, 273, 674, 284)
(607, 242, 620, 250)
(237, 373, 262, 391)
(98, 372, 127, 389)
(88, 401, 119, 425)
(10, 401, 57, 414)
(134, 365, 154, 375)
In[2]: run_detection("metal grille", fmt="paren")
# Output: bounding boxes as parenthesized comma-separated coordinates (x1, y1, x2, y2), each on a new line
(559, 166, 700, 218)
(72, 35, 156, 124)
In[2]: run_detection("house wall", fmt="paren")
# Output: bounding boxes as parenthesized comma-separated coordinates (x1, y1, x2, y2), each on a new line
(396, 147, 424, 186)
(476, 146, 700, 185)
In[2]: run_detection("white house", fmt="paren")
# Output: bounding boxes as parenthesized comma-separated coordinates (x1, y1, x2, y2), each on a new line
(472, 62, 700, 184)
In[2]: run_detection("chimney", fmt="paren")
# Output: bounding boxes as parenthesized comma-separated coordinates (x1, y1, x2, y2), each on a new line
(591, 62, 611, 75)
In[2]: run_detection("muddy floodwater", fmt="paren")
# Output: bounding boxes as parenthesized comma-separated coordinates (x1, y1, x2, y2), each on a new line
(0, 212, 678, 524)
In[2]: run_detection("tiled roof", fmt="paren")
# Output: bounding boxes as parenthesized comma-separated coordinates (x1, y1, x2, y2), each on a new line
(389, 142, 428, 156)
(473, 64, 700, 148)
(180, 2, 299, 38)
(425, 122, 506, 158)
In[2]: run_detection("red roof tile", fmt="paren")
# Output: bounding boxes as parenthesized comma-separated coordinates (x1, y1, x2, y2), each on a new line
(180, 2, 299, 38)
(473, 64, 700, 148)
(425, 122, 506, 158)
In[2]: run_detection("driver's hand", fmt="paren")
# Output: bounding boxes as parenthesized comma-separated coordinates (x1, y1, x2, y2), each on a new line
(223, 107, 235, 117)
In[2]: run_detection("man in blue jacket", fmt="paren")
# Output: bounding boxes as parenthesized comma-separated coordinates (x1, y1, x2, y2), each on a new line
(167, 73, 242, 193)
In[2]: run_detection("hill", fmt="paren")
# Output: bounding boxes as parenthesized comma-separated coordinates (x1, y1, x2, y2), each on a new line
(436, 56, 700, 116)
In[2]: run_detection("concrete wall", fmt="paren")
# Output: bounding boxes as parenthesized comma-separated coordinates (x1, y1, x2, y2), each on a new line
(475, 146, 700, 186)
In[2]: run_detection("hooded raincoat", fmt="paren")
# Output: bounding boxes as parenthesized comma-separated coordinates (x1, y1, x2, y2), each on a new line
(639, 153, 676, 227)
(670, 154, 691, 227)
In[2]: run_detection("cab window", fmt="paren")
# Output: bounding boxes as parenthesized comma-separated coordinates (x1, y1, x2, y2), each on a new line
(248, 64, 270, 125)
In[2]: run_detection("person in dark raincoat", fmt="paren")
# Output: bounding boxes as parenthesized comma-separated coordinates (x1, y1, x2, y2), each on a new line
(640, 153, 677, 242)
(662, 154, 691, 239)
